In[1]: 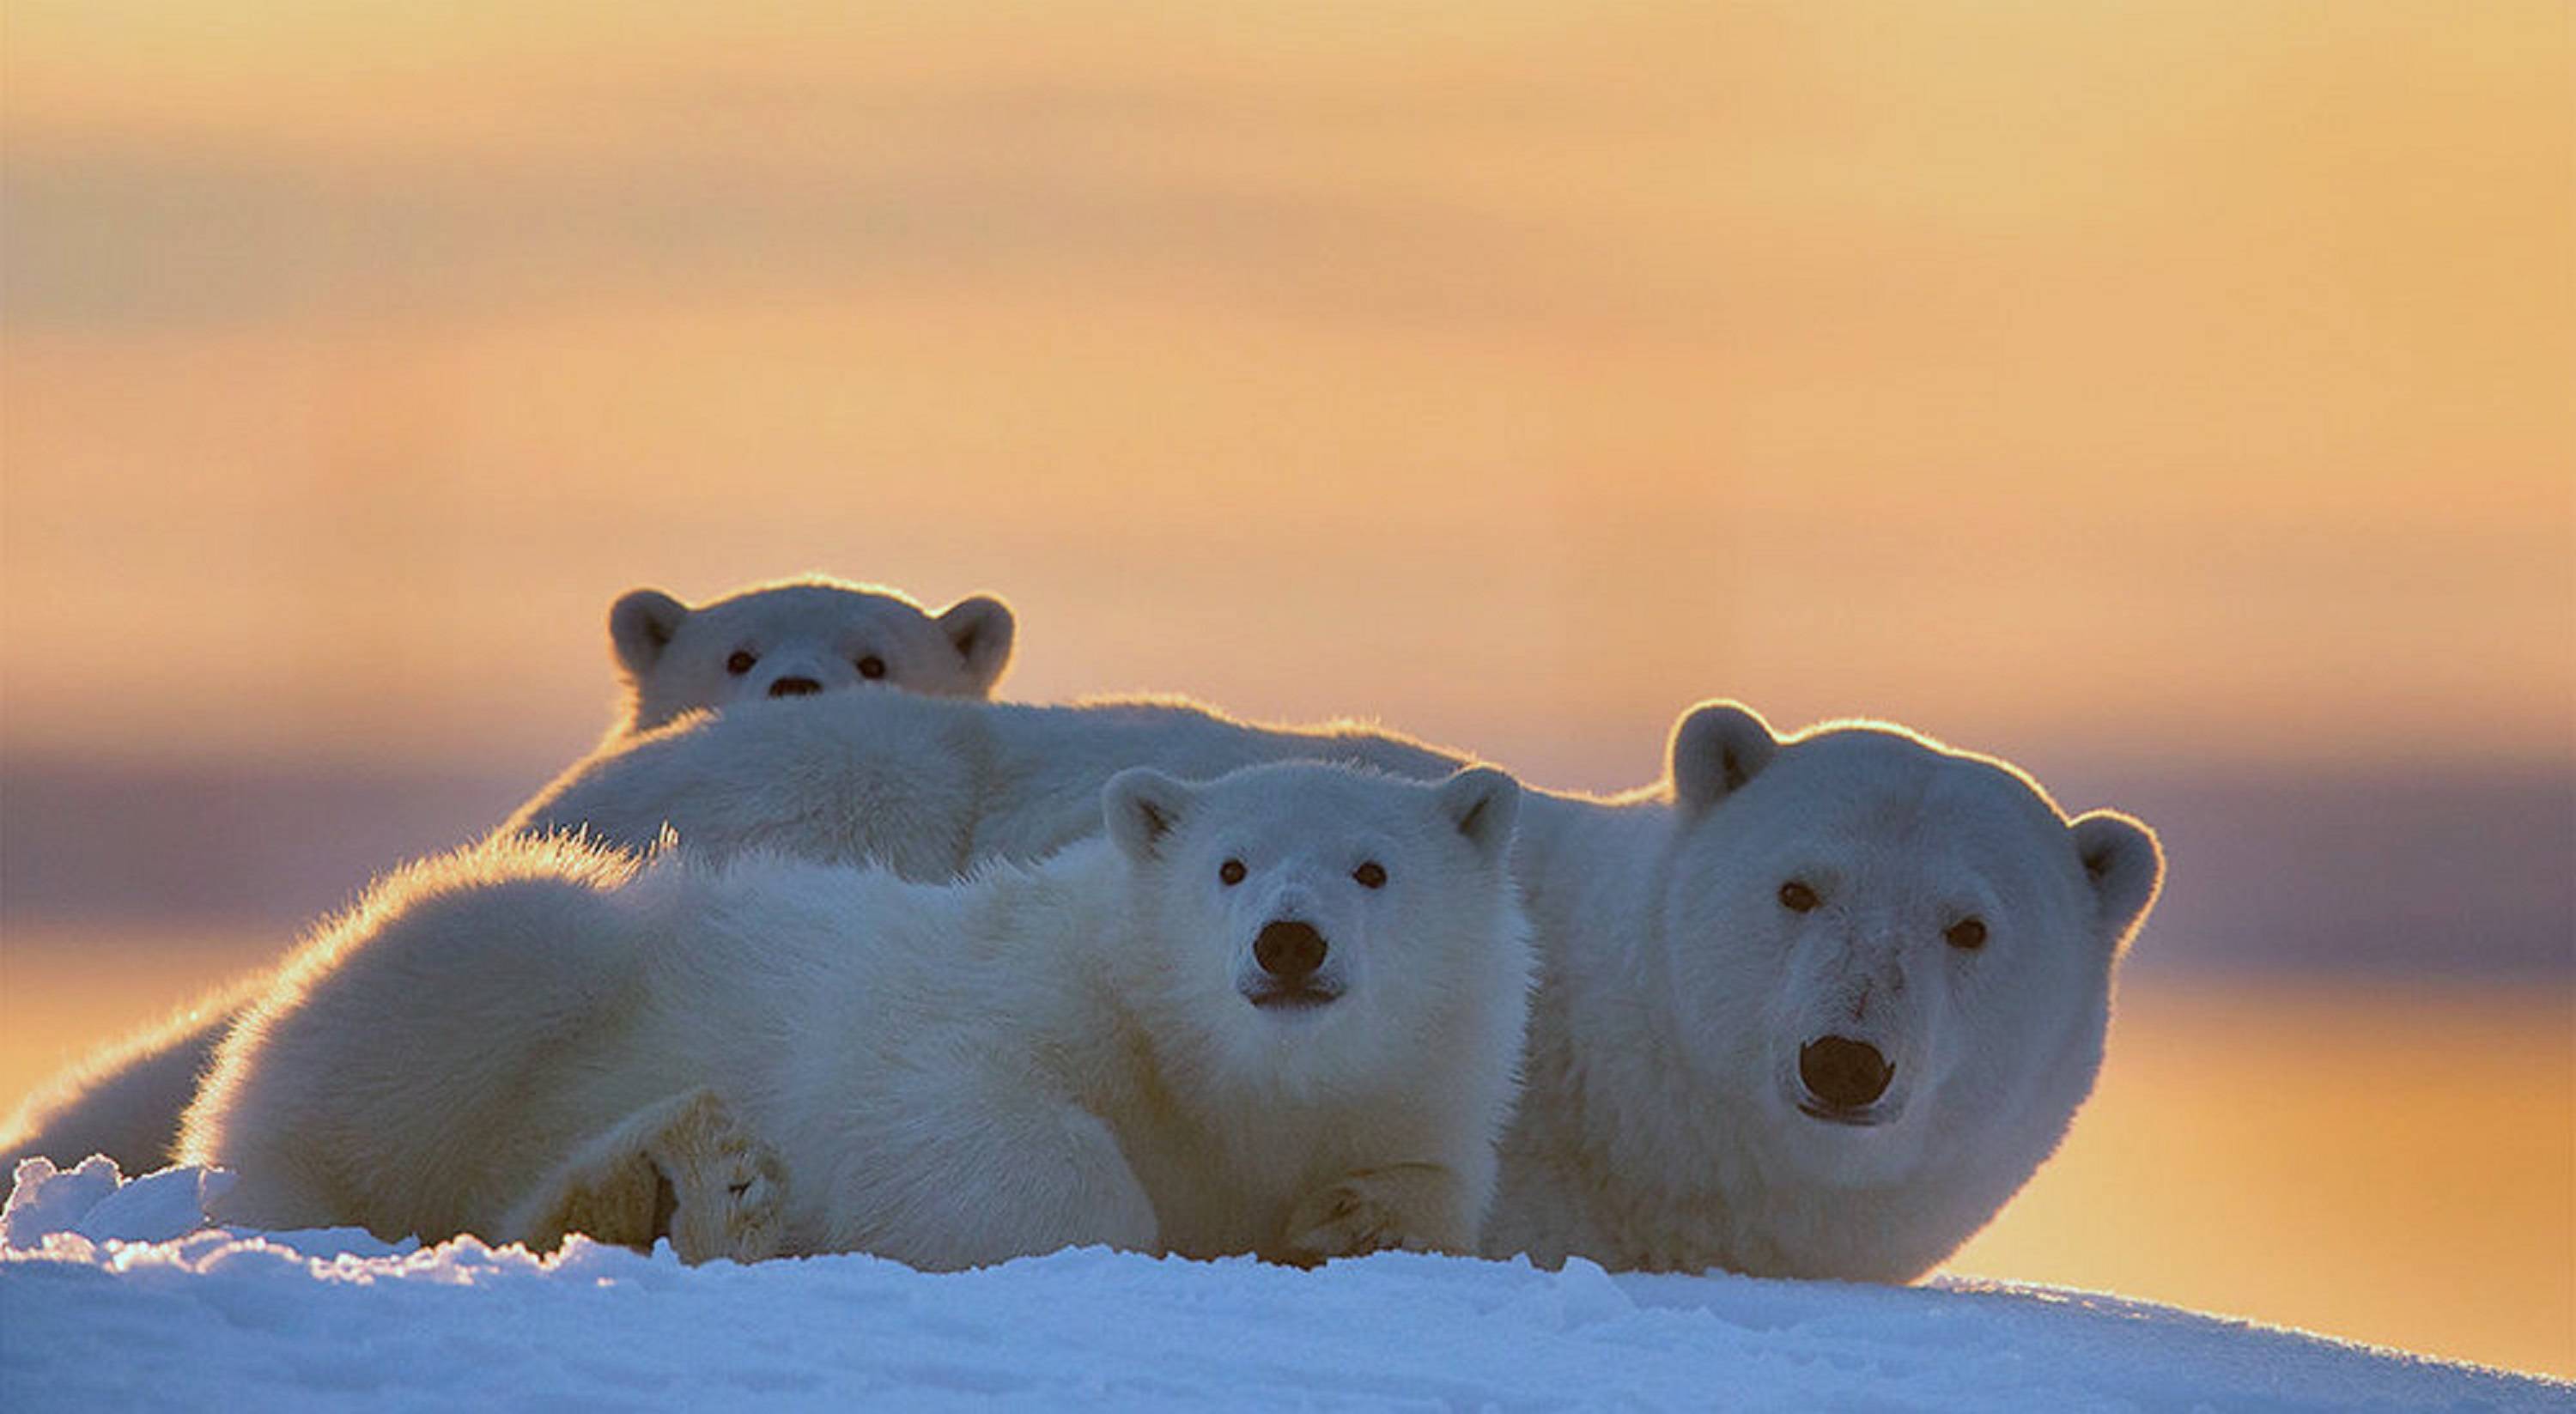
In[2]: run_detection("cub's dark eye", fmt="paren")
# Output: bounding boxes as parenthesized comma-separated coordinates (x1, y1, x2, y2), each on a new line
(1352, 861, 1388, 889)
(1945, 917, 1988, 951)
(725, 650, 758, 676)
(1777, 880, 1820, 913)
(855, 655, 887, 680)
(1218, 859, 1246, 887)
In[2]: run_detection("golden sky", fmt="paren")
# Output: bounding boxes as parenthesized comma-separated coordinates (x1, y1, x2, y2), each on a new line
(3, 1, 2569, 788)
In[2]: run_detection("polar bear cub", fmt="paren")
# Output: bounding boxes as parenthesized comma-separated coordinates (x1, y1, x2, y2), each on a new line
(0, 575, 1016, 1178)
(182, 762, 1533, 1270)
(609, 577, 1016, 735)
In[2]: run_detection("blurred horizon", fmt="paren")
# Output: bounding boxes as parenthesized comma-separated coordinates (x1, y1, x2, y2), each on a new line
(2, 0, 2568, 1383)
(4, 750, 2572, 985)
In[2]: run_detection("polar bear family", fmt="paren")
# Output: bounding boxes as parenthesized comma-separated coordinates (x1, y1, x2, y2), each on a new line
(496, 683, 2160, 1279)
(6, 574, 2163, 1283)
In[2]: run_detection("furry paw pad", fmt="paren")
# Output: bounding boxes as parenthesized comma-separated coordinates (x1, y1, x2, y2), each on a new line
(1278, 1180, 1432, 1265)
(645, 1090, 789, 1266)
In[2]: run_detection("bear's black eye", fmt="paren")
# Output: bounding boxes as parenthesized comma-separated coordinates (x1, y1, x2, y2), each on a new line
(726, 649, 758, 676)
(1218, 859, 1246, 887)
(1777, 880, 1821, 913)
(855, 655, 887, 680)
(1353, 861, 1388, 889)
(1945, 917, 1988, 951)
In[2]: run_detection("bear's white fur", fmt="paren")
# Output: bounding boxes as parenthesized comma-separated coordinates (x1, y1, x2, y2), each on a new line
(180, 762, 1534, 1270)
(609, 577, 1015, 735)
(501, 691, 2160, 1281)
(507, 692, 1466, 882)
(0, 576, 1016, 1176)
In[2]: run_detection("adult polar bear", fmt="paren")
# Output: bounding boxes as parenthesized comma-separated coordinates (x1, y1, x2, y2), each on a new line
(186, 762, 1532, 1271)
(513, 690, 2163, 1283)
(0, 576, 1017, 1175)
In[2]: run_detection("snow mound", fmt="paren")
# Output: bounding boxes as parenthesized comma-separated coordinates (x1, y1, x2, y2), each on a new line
(3, 1158, 2561, 1411)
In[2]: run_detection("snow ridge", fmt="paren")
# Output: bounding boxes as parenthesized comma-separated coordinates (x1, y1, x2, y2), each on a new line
(2, 1158, 2561, 1411)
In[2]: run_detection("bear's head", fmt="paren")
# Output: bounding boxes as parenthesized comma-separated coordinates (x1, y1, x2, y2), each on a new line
(608, 578, 1015, 733)
(1656, 701, 2161, 1203)
(1102, 761, 1530, 1095)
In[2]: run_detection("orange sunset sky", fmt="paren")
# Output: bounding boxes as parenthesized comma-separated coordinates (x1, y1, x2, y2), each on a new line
(2, 0, 2570, 1380)
(3, 0, 2567, 783)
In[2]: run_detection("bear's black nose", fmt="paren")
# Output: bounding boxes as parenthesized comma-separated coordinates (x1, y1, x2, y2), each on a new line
(769, 677, 823, 698)
(1253, 919, 1327, 980)
(1799, 1035, 1893, 1111)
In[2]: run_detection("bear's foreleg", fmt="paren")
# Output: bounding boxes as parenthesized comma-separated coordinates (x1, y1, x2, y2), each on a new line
(823, 1082, 1159, 1270)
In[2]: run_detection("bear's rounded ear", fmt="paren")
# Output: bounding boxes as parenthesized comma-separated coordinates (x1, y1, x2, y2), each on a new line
(1433, 766, 1522, 862)
(1103, 768, 1194, 863)
(937, 595, 1017, 694)
(609, 589, 690, 679)
(1670, 701, 1778, 817)
(2070, 810, 2163, 954)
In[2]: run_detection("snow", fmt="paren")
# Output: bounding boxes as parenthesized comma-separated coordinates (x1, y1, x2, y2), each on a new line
(3, 1158, 2561, 1411)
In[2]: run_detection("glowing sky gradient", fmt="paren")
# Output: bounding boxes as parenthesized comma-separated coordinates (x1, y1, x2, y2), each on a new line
(3, 1, 2567, 783)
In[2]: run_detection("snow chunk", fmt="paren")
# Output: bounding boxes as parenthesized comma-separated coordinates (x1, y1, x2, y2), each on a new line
(3, 1155, 234, 1246)
(2, 1156, 120, 1246)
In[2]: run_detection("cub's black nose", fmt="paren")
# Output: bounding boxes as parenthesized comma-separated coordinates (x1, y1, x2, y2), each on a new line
(769, 677, 823, 698)
(1253, 919, 1327, 980)
(1799, 1035, 1893, 1110)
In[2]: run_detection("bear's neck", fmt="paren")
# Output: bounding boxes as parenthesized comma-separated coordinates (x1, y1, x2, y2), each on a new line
(1499, 792, 1733, 1237)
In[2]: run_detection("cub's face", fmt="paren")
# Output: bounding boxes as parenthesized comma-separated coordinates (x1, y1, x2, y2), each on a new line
(1103, 762, 1525, 1091)
(610, 582, 1014, 731)
(1656, 704, 2161, 1190)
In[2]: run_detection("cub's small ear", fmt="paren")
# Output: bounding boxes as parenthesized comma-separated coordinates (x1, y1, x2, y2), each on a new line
(1670, 701, 1778, 817)
(1103, 768, 1194, 863)
(1433, 767, 1522, 861)
(937, 595, 1017, 694)
(609, 589, 690, 679)
(2071, 810, 2163, 953)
